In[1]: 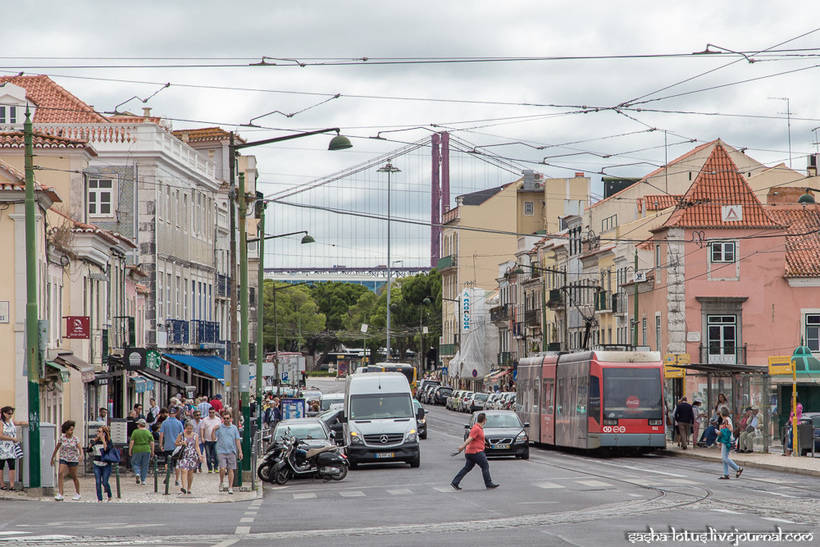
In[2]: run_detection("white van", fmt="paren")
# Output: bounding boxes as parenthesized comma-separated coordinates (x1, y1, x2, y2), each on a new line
(343, 372, 422, 468)
(321, 392, 345, 411)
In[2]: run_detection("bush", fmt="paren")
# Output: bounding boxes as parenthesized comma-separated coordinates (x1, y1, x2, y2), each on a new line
(306, 371, 336, 377)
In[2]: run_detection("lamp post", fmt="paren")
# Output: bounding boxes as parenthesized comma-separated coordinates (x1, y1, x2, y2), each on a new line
(419, 297, 431, 375)
(377, 161, 400, 361)
(229, 128, 351, 482)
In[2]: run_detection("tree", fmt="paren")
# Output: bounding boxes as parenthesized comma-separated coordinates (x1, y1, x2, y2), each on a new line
(263, 280, 326, 353)
(310, 282, 369, 332)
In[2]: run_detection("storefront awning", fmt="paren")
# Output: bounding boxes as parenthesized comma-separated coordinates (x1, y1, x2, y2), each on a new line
(490, 369, 511, 381)
(138, 365, 187, 389)
(163, 353, 228, 381)
(46, 361, 70, 382)
(55, 352, 93, 373)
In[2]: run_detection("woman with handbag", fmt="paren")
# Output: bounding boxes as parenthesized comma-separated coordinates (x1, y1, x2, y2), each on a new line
(175, 420, 205, 494)
(89, 426, 114, 502)
(0, 406, 25, 491)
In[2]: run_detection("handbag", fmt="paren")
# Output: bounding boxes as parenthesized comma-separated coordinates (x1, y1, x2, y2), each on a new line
(13, 443, 23, 459)
(102, 444, 121, 464)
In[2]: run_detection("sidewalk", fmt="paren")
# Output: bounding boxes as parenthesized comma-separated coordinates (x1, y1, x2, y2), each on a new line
(664, 442, 820, 478)
(0, 466, 261, 504)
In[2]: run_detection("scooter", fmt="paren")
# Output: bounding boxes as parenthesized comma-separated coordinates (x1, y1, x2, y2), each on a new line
(261, 433, 348, 485)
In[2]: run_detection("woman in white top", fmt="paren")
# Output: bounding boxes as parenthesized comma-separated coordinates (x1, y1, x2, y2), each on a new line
(0, 406, 26, 490)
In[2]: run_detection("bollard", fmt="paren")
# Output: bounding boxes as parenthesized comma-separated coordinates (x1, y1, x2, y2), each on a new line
(153, 456, 158, 493)
(164, 460, 172, 496)
(115, 463, 121, 499)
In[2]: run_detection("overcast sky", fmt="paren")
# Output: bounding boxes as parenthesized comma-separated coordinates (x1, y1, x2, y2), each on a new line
(6, 2, 820, 268)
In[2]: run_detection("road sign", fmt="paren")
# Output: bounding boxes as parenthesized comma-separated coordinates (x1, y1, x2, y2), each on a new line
(768, 355, 793, 375)
(664, 366, 686, 378)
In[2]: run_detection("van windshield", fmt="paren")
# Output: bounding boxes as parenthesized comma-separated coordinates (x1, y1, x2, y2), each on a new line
(350, 393, 413, 420)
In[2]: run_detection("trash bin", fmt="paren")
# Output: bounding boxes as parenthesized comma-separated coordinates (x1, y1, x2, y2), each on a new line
(21, 423, 56, 488)
(797, 422, 815, 457)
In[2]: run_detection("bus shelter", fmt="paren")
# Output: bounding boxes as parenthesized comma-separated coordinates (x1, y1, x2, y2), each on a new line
(670, 363, 771, 452)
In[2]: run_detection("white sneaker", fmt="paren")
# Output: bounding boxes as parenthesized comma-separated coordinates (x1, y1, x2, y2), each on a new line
(54, 494, 64, 501)
(72, 493, 81, 501)
(227, 488, 234, 495)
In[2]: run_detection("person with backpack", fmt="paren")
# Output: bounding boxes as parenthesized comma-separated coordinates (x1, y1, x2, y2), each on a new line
(717, 409, 743, 480)
(89, 426, 114, 502)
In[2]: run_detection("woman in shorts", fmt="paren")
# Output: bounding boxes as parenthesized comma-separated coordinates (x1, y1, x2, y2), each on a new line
(50, 420, 83, 501)
(0, 406, 24, 490)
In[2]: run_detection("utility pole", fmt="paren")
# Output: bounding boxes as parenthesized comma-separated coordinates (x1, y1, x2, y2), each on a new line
(632, 247, 639, 348)
(228, 132, 239, 460)
(24, 107, 41, 489)
(256, 197, 265, 431)
(541, 263, 547, 351)
(238, 172, 251, 479)
(378, 161, 400, 361)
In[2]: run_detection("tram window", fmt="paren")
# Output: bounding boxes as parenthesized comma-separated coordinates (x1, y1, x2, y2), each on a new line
(588, 376, 600, 422)
(577, 375, 587, 415)
(542, 379, 553, 414)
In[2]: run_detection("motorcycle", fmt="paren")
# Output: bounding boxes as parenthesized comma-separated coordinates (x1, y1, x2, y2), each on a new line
(258, 433, 348, 485)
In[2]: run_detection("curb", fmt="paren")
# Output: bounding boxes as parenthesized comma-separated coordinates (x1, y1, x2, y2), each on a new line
(0, 483, 263, 504)
(662, 449, 820, 478)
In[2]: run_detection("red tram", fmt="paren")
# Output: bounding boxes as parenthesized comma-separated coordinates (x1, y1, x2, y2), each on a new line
(516, 350, 665, 450)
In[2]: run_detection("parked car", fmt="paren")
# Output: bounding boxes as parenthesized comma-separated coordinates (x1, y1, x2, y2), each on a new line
(272, 418, 335, 449)
(319, 408, 345, 445)
(464, 410, 529, 459)
(412, 399, 428, 439)
(321, 392, 345, 411)
(460, 392, 476, 413)
(447, 390, 462, 410)
(485, 393, 500, 410)
(470, 393, 489, 412)
(434, 386, 453, 405)
(421, 384, 438, 404)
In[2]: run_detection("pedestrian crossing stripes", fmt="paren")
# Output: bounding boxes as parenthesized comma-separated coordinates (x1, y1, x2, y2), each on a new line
(339, 490, 366, 497)
(0, 533, 74, 543)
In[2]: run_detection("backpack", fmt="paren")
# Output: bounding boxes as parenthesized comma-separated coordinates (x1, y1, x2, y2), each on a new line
(146, 410, 155, 423)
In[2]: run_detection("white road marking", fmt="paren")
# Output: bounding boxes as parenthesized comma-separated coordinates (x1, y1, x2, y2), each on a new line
(95, 524, 162, 530)
(433, 486, 457, 493)
(235, 526, 251, 535)
(293, 492, 317, 500)
(576, 480, 611, 487)
(712, 509, 742, 515)
(585, 460, 686, 477)
(387, 488, 413, 495)
(761, 517, 795, 524)
(211, 540, 239, 547)
(767, 491, 798, 498)
(0, 532, 30, 536)
(627, 493, 642, 497)
(339, 490, 366, 497)
(751, 477, 792, 484)
(535, 482, 563, 489)
(239, 518, 254, 523)
(0, 536, 73, 543)
(518, 501, 559, 504)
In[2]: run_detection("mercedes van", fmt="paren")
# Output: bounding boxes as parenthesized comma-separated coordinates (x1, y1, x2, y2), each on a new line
(343, 372, 422, 469)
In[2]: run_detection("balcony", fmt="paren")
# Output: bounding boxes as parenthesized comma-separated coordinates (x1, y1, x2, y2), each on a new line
(440, 343, 458, 357)
(166, 319, 190, 346)
(699, 344, 747, 365)
(216, 274, 230, 299)
(110, 316, 135, 349)
(436, 255, 457, 271)
(524, 309, 540, 324)
(498, 352, 512, 366)
(547, 288, 564, 309)
(190, 320, 221, 346)
(490, 304, 509, 323)
(442, 207, 460, 224)
(594, 291, 612, 313)
(611, 293, 619, 314)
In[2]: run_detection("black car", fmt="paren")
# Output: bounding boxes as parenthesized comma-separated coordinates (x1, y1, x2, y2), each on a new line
(434, 386, 453, 405)
(413, 399, 428, 439)
(464, 410, 529, 459)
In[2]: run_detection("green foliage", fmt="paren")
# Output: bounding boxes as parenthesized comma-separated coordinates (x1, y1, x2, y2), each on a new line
(310, 282, 369, 332)
(263, 281, 326, 352)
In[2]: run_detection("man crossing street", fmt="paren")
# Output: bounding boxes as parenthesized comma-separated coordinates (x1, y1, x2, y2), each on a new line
(450, 412, 499, 490)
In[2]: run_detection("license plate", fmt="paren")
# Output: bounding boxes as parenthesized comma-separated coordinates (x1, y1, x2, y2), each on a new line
(494, 444, 510, 450)
(375, 452, 395, 459)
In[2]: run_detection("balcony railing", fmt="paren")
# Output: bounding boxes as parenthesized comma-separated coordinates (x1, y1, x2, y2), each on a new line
(442, 207, 460, 224)
(440, 343, 458, 357)
(190, 320, 221, 345)
(547, 288, 564, 309)
(524, 309, 539, 324)
(436, 255, 457, 271)
(498, 352, 512, 366)
(699, 343, 747, 365)
(166, 319, 190, 346)
(594, 291, 612, 312)
(490, 304, 509, 323)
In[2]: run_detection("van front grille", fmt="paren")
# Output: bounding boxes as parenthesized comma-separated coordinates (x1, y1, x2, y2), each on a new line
(363, 433, 404, 445)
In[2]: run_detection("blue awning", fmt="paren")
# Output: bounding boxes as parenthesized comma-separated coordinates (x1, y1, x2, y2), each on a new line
(163, 353, 228, 380)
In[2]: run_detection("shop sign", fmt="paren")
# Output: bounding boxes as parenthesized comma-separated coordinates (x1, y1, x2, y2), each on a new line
(64, 316, 90, 339)
(146, 349, 161, 370)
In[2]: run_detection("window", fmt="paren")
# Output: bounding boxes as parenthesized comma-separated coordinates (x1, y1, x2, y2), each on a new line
(88, 179, 114, 217)
(655, 244, 661, 269)
(601, 214, 618, 232)
(710, 241, 736, 263)
(806, 314, 820, 351)
(707, 315, 737, 364)
(0, 106, 16, 124)
(588, 375, 600, 422)
(641, 317, 647, 346)
(655, 314, 661, 351)
(165, 273, 171, 319)
(523, 201, 534, 216)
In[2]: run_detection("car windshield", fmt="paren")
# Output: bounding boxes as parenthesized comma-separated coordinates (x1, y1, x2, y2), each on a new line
(319, 410, 339, 422)
(321, 396, 343, 411)
(810, 415, 820, 427)
(475, 394, 489, 401)
(274, 422, 328, 442)
(350, 393, 413, 420)
(603, 367, 662, 419)
(482, 414, 522, 428)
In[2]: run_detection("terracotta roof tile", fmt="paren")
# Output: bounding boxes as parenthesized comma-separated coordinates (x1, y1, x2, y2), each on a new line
(0, 75, 108, 124)
(0, 158, 60, 201)
(642, 194, 683, 211)
(50, 208, 136, 248)
(0, 131, 96, 154)
(662, 144, 781, 229)
(173, 127, 244, 144)
(766, 205, 820, 278)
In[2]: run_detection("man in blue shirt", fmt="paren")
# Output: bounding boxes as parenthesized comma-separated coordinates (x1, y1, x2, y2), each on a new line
(158, 407, 184, 486)
(215, 412, 242, 495)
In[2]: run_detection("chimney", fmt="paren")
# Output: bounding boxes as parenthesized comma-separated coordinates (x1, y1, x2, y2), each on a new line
(808, 154, 818, 177)
(142, 107, 152, 118)
(767, 186, 808, 206)
(522, 169, 537, 190)
(574, 171, 584, 178)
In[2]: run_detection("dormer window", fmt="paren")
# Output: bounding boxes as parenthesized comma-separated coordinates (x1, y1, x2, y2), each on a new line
(0, 105, 16, 124)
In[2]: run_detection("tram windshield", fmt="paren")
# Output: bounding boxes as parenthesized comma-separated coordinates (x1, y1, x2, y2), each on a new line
(602, 367, 662, 419)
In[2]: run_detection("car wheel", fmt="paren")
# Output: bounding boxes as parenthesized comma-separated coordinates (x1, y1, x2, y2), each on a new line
(408, 454, 421, 468)
(520, 449, 530, 460)
(349, 461, 359, 470)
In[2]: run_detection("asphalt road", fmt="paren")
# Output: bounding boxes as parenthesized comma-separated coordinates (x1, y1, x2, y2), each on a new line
(2, 378, 818, 546)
